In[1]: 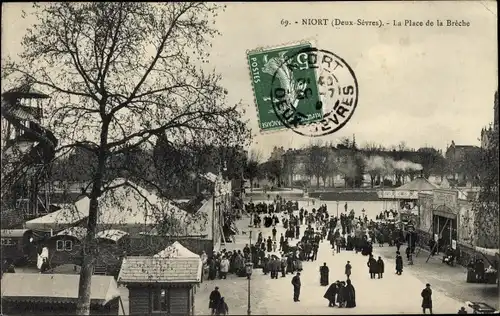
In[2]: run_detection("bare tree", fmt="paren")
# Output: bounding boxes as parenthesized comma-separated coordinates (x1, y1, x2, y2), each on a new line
(3, 3, 249, 314)
(397, 141, 409, 151)
(362, 142, 384, 187)
(244, 150, 262, 191)
(304, 144, 328, 188)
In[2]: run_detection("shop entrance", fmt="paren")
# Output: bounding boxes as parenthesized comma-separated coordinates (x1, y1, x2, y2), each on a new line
(432, 207, 457, 251)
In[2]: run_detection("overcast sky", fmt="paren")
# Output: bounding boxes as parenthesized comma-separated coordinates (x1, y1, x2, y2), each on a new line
(2, 2, 497, 159)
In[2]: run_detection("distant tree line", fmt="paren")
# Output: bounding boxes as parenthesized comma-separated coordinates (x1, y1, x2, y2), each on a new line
(50, 140, 248, 198)
(256, 137, 485, 189)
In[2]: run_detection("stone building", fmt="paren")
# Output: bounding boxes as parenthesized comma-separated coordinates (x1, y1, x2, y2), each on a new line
(444, 141, 481, 186)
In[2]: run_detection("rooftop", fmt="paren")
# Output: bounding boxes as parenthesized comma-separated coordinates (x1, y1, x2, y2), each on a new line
(1, 273, 120, 305)
(118, 256, 202, 284)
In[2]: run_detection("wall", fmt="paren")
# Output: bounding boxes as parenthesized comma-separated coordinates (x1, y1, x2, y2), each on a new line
(45, 235, 83, 267)
(457, 199, 475, 245)
(128, 287, 150, 315)
(127, 285, 192, 316)
(418, 193, 433, 232)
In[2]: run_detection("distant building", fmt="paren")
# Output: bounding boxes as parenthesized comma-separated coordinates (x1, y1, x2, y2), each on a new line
(444, 141, 481, 186)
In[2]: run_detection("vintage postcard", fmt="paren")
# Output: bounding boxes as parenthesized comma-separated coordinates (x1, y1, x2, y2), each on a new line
(1, 2, 498, 316)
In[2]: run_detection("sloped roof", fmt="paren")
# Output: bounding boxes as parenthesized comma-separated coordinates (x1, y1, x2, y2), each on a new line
(118, 256, 202, 284)
(154, 241, 201, 259)
(395, 177, 437, 191)
(25, 179, 185, 231)
(2, 84, 49, 99)
(96, 229, 129, 242)
(25, 200, 88, 231)
(1, 273, 119, 305)
(55, 226, 88, 241)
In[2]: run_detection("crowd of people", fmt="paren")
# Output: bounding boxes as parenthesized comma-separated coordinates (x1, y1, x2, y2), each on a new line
(203, 196, 479, 314)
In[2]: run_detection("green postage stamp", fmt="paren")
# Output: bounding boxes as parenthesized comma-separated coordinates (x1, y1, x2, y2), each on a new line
(247, 42, 323, 133)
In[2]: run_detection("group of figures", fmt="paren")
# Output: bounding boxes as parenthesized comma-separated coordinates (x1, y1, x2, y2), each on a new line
(208, 286, 230, 316)
(323, 278, 357, 308)
(205, 249, 248, 280)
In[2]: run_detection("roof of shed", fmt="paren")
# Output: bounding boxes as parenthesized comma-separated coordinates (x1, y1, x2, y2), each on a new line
(1, 273, 120, 305)
(118, 256, 202, 284)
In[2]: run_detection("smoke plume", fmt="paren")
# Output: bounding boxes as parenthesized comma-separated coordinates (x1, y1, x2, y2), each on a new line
(364, 155, 423, 175)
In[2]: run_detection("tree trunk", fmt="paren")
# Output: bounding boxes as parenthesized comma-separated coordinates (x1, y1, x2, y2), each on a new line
(76, 120, 108, 315)
(370, 175, 374, 188)
(316, 176, 320, 188)
(76, 196, 99, 315)
(250, 179, 253, 192)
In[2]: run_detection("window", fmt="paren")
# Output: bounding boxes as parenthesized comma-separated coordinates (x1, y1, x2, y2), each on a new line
(65, 240, 73, 251)
(151, 288, 169, 313)
(56, 240, 65, 251)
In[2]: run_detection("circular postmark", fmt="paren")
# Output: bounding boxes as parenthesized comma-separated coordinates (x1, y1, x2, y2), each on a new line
(269, 47, 359, 137)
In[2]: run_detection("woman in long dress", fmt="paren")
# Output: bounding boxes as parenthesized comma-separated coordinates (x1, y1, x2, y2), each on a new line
(319, 263, 330, 286)
(344, 279, 356, 308)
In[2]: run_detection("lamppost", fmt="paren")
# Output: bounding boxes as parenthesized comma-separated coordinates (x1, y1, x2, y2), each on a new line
(408, 225, 415, 265)
(245, 231, 253, 315)
(336, 201, 339, 218)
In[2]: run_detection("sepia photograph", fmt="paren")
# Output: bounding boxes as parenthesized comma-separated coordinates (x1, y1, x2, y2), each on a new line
(1, 2, 498, 315)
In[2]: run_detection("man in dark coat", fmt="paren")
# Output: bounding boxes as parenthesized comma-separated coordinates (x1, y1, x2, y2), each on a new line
(421, 283, 433, 314)
(270, 256, 280, 279)
(286, 254, 294, 274)
(395, 252, 403, 275)
(367, 255, 377, 279)
(345, 261, 352, 279)
(344, 279, 356, 308)
(377, 256, 385, 279)
(209, 286, 222, 315)
(337, 281, 346, 307)
(280, 256, 287, 277)
(272, 227, 277, 241)
(291, 272, 301, 302)
(267, 237, 273, 252)
(323, 281, 338, 307)
(319, 262, 330, 286)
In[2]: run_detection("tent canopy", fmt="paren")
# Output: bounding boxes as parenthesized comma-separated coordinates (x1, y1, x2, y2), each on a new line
(154, 241, 201, 259)
(25, 179, 185, 232)
(395, 177, 437, 191)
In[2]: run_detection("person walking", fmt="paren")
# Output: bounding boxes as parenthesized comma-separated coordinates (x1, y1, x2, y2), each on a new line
(395, 251, 403, 275)
(209, 286, 222, 315)
(319, 262, 330, 286)
(421, 283, 433, 314)
(344, 279, 356, 308)
(291, 272, 302, 302)
(220, 257, 229, 279)
(280, 256, 287, 278)
(377, 256, 385, 279)
(367, 255, 377, 279)
(345, 261, 352, 279)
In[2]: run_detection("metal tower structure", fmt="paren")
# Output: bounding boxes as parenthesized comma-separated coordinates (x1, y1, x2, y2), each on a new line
(1, 83, 57, 222)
